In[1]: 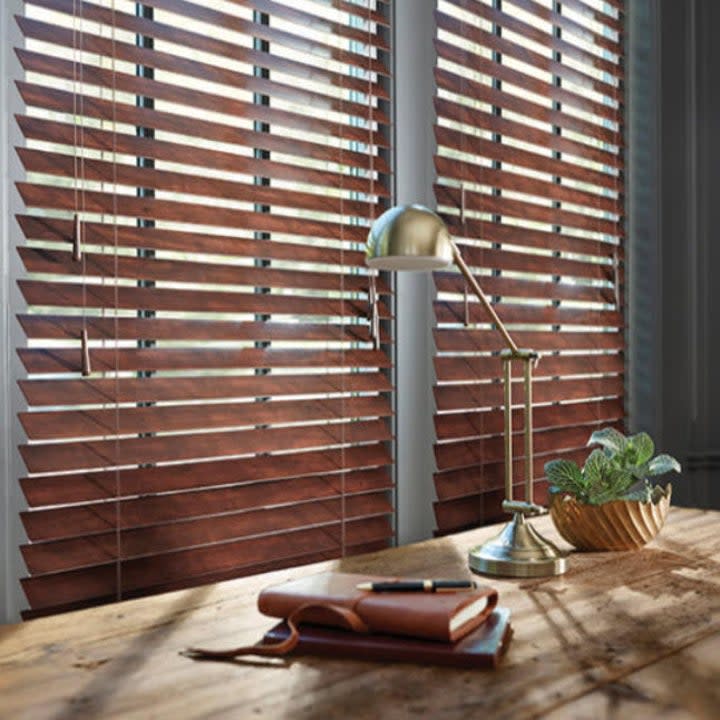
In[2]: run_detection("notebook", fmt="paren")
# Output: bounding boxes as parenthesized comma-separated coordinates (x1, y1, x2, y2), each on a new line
(258, 571, 498, 643)
(262, 607, 513, 669)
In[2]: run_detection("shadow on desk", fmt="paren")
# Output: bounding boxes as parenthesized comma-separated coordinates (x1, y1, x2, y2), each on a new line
(50, 584, 215, 720)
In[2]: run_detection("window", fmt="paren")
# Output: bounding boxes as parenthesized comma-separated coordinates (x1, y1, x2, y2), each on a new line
(432, 0, 624, 532)
(15, 0, 393, 616)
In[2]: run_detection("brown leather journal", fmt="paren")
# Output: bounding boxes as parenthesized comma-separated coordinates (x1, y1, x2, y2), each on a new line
(263, 607, 512, 669)
(183, 571, 498, 661)
(257, 572, 498, 643)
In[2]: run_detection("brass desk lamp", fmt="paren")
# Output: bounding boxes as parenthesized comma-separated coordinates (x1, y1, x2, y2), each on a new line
(367, 205, 566, 577)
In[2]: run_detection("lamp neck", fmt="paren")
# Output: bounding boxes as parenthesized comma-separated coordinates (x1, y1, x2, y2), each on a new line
(450, 241, 520, 354)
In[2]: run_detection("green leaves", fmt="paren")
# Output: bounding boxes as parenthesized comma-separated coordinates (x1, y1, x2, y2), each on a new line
(648, 454, 682, 476)
(588, 427, 627, 455)
(546, 459, 583, 487)
(545, 459, 585, 498)
(547, 427, 681, 505)
(631, 433, 655, 466)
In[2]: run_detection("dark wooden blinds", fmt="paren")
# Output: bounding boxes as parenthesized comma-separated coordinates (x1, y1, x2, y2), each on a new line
(16, 0, 392, 616)
(433, 0, 624, 532)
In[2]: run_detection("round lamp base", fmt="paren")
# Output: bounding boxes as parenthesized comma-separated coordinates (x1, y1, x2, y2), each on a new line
(468, 513, 568, 578)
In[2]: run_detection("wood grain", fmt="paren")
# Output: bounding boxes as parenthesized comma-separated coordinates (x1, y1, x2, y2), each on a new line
(16, 117, 389, 199)
(16, 51, 389, 146)
(1, 509, 717, 719)
(19, 417, 391, 474)
(19, 372, 392, 407)
(20, 394, 392, 441)
(21, 493, 393, 575)
(21, 442, 392, 506)
(436, 39, 617, 123)
(16, 214, 372, 263)
(17, 280, 390, 321)
(21, 467, 392, 541)
(17, 246, 389, 296)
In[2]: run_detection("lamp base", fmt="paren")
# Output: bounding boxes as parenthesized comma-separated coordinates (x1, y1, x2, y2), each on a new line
(468, 513, 567, 578)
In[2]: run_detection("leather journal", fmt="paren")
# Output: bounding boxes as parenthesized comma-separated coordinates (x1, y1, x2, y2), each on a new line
(183, 571, 504, 666)
(258, 572, 498, 643)
(263, 607, 512, 669)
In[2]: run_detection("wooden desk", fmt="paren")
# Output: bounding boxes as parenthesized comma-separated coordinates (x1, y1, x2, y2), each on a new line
(1, 508, 718, 719)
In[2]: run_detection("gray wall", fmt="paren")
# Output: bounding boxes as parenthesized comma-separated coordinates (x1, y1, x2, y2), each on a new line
(1, 0, 29, 624)
(392, 0, 438, 543)
(628, 0, 720, 508)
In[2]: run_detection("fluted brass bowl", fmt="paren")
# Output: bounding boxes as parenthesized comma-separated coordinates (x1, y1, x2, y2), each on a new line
(549, 485, 672, 551)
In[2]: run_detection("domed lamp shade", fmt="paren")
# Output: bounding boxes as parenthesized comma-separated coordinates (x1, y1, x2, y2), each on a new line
(366, 205, 453, 271)
(366, 204, 567, 578)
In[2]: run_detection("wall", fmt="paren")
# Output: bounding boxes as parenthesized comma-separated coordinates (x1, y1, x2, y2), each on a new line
(1, 0, 28, 623)
(392, 0, 438, 543)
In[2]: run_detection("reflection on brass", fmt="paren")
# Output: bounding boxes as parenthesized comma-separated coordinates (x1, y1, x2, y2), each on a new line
(468, 513, 567, 578)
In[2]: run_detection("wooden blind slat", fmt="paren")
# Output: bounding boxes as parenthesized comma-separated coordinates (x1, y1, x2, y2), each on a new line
(21, 395, 392, 441)
(434, 447, 590, 503)
(435, 300, 621, 328)
(558, 0, 623, 33)
(435, 97, 620, 169)
(435, 353, 624, 384)
(20, 418, 391, 474)
(501, 0, 620, 55)
(435, 328, 623, 354)
(436, 39, 617, 123)
(435, 126, 619, 191)
(16, 82, 389, 174)
(17, 117, 389, 200)
(436, 185, 620, 237)
(18, 247, 390, 296)
(434, 156, 619, 217)
(17, 183, 373, 243)
(435, 67, 619, 148)
(21, 443, 393, 506)
(23, 1, 391, 82)
(19, 315, 389, 345)
(21, 517, 392, 612)
(22, 467, 392, 541)
(19, 347, 391, 375)
(435, 376, 624, 413)
(436, 11, 619, 98)
(17, 50, 390, 146)
(18, 150, 379, 220)
(436, 422, 623, 473)
(22, 493, 393, 575)
(434, 398, 624, 441)
(16, 215, 371, 265)
(19, 373, 392, 408)
(445, 0, 619, 74)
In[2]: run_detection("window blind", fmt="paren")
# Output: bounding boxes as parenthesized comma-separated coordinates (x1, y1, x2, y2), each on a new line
(433, 0, 624, 532)
(16, 0, 392, 617)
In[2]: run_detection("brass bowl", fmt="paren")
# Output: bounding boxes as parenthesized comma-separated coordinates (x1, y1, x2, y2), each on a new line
(549, 485, 672, 551)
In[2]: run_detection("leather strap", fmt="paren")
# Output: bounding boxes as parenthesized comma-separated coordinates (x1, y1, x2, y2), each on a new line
(182, 603, 369, 660)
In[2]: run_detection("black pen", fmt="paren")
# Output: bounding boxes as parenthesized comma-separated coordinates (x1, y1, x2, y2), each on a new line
(356, 579, 477, 593)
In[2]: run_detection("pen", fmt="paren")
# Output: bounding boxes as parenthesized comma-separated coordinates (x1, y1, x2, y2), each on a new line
(356, 579, 477, 593)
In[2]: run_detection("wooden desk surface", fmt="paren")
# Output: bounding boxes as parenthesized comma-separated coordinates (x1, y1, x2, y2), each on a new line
(1, 508, 718, 720)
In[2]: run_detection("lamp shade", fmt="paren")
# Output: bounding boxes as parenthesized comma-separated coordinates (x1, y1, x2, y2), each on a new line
(366, 205, 453, 271)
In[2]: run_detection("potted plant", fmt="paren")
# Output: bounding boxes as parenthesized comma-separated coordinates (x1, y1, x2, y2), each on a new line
(545, 428, 681, 550)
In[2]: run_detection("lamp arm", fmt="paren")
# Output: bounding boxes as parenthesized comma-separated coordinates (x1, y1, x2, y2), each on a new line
(450, 241, 520, 354)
